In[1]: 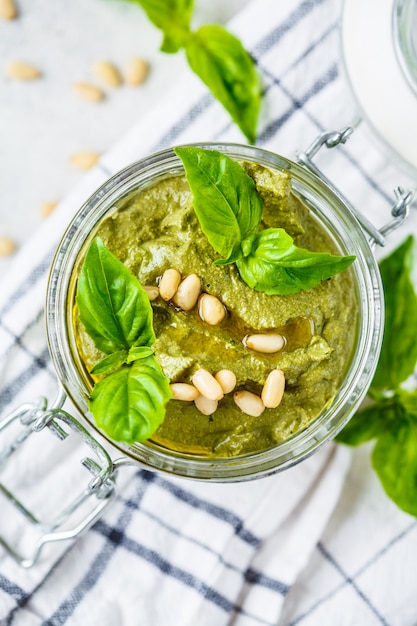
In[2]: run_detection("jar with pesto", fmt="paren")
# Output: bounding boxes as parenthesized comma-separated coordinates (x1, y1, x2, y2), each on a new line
(47, 143, 383, 481)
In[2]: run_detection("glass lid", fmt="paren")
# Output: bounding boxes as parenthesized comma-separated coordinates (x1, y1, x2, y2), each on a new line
(394, 0, 417, 95)
(342, 0, 417, 176)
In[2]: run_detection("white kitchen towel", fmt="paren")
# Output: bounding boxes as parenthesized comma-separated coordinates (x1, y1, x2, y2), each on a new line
(1, 1, 417, 625)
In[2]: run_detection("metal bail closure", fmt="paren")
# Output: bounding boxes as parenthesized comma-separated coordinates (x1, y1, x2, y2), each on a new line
(296, 125, 416, 246)
(0, 388, 126, 568)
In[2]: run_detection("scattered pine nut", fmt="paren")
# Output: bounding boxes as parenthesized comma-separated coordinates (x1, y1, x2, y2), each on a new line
(143, 285, 159, 301)
(245, 333, 285, 354)
(39, 201, 58, 218)
(215, 370, 236, 394)
(72, 82, 105, 102)
(198, 293, 226, 325)
(173, 273, 201, 311)
(0, 0, 17, 20)
(92, 60, 122, 87)
(170, 383, 199, 401)
(0, 237, 16, 256)
(159, 268, 181, 301)
(234, 390, 265, 417)
(6, 61, 41, 80)
(261, 369, 285, 409)
(195, 395, 218, 416)
(192, 368, 224, 401)
(70, 151, 100, 170)
(125, 57, 149, 86)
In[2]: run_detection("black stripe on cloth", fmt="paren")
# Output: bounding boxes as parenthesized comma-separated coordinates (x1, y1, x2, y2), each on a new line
(245, 568, 289, 596)
(316, 543, 391, 626)
(42, 473, 152, 626)
(93, 518, 274, 626)
(252, 0, 325, 57)
(287, 521, 417, 626)
(1, 320, 53, 377)
(258, 64, 339, 143)
(123, 492, 289, 598)
(0, 574, 28, 605)
(0, 347, 51, 414)
(1, 309, 44, 360)
(0, 252, 53, 321)
(146, 472, 260, 547)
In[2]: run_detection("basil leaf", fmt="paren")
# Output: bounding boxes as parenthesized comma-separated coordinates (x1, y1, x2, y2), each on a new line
(336, 402, 396, 446)
(89, 356, 172, 444)
(185, 25, 261, 143)
(124, 0, 193, 52)
(236, 228, 355, 295)
(77, 237, 155, 354)
(127, 346, 155, 363)
(175, 147, 263, 263)
(91, 350, 128, 375)
(372, 411, 417, 517)
(372, 236, 417, 391)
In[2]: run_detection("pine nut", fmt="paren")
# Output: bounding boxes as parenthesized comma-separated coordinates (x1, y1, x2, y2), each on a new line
(192, 369, 224, 401)
(170, 383, 199, 401)
(198, 293, 226, 325)
(0, 0, 17, 20)
(92, 60, 122, 87)
(6, 61, 40, 80)
(0, 237, 16, 256)
(70, 151, 100, 170)
(233, 390, 265, 417)
(143, 286, 159, 301)
(72, 82, 105, 102)
(194, 395, 218, 416)
(39, 201, 58, 218)
(159, 268, 181, 301)
(215, 369, 236, 394)
(245, 333, 285, 353)
(173, 273, 201, 311)
(262, 369, 285, 409)
(125, 57, 149, 86)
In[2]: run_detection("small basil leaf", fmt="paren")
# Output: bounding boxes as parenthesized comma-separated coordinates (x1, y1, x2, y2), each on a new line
(175, 147, 263, 262)
(127, 345, 155, 363)
(236, 228, 355, 295)
(372, 411, 417, 517)
(90, 350, 128, 375)
(397, 388, 417, 419)
(185, 25, 261, 143)
(89, 356, 172, 444)
(125, 0, 193, 53)
(372, 235, 417, 391)
(77, 237, 155, 354)
(336, 402, 396, 446)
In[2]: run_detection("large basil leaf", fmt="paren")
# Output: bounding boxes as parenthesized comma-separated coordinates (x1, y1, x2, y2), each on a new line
(336, 402, 397, 446)
(185, 25, 261, 143)
(175, 147, 263, 263)
(372, 412, 417, 517)
(372, 236, 417, 391)
(76, 237, 155, 354)
(89, 356, 172, 444)
(125, 0, 194, 52)
(236, 228, 355, 295)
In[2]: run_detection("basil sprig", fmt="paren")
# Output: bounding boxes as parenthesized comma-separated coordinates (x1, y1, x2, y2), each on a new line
(337, 236, 417, 517)
(175, 146, 355, 295)
(121, 0, 261, 143)
(76, 237, 171, 444)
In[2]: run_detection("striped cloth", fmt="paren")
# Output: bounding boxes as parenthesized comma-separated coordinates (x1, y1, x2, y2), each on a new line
(1, 0, 417, 625)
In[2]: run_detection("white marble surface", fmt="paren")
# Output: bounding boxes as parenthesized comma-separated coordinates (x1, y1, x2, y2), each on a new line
(0, 0, 250, 284)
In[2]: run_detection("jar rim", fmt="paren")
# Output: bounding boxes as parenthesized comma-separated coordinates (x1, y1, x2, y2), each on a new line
(46, 142, 383, 481)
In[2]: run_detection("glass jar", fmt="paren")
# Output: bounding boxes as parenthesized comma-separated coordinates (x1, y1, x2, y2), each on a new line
(46, 143, 383, 482)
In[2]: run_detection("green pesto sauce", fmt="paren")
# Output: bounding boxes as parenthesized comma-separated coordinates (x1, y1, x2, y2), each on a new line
(75, 162, 357, 458)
